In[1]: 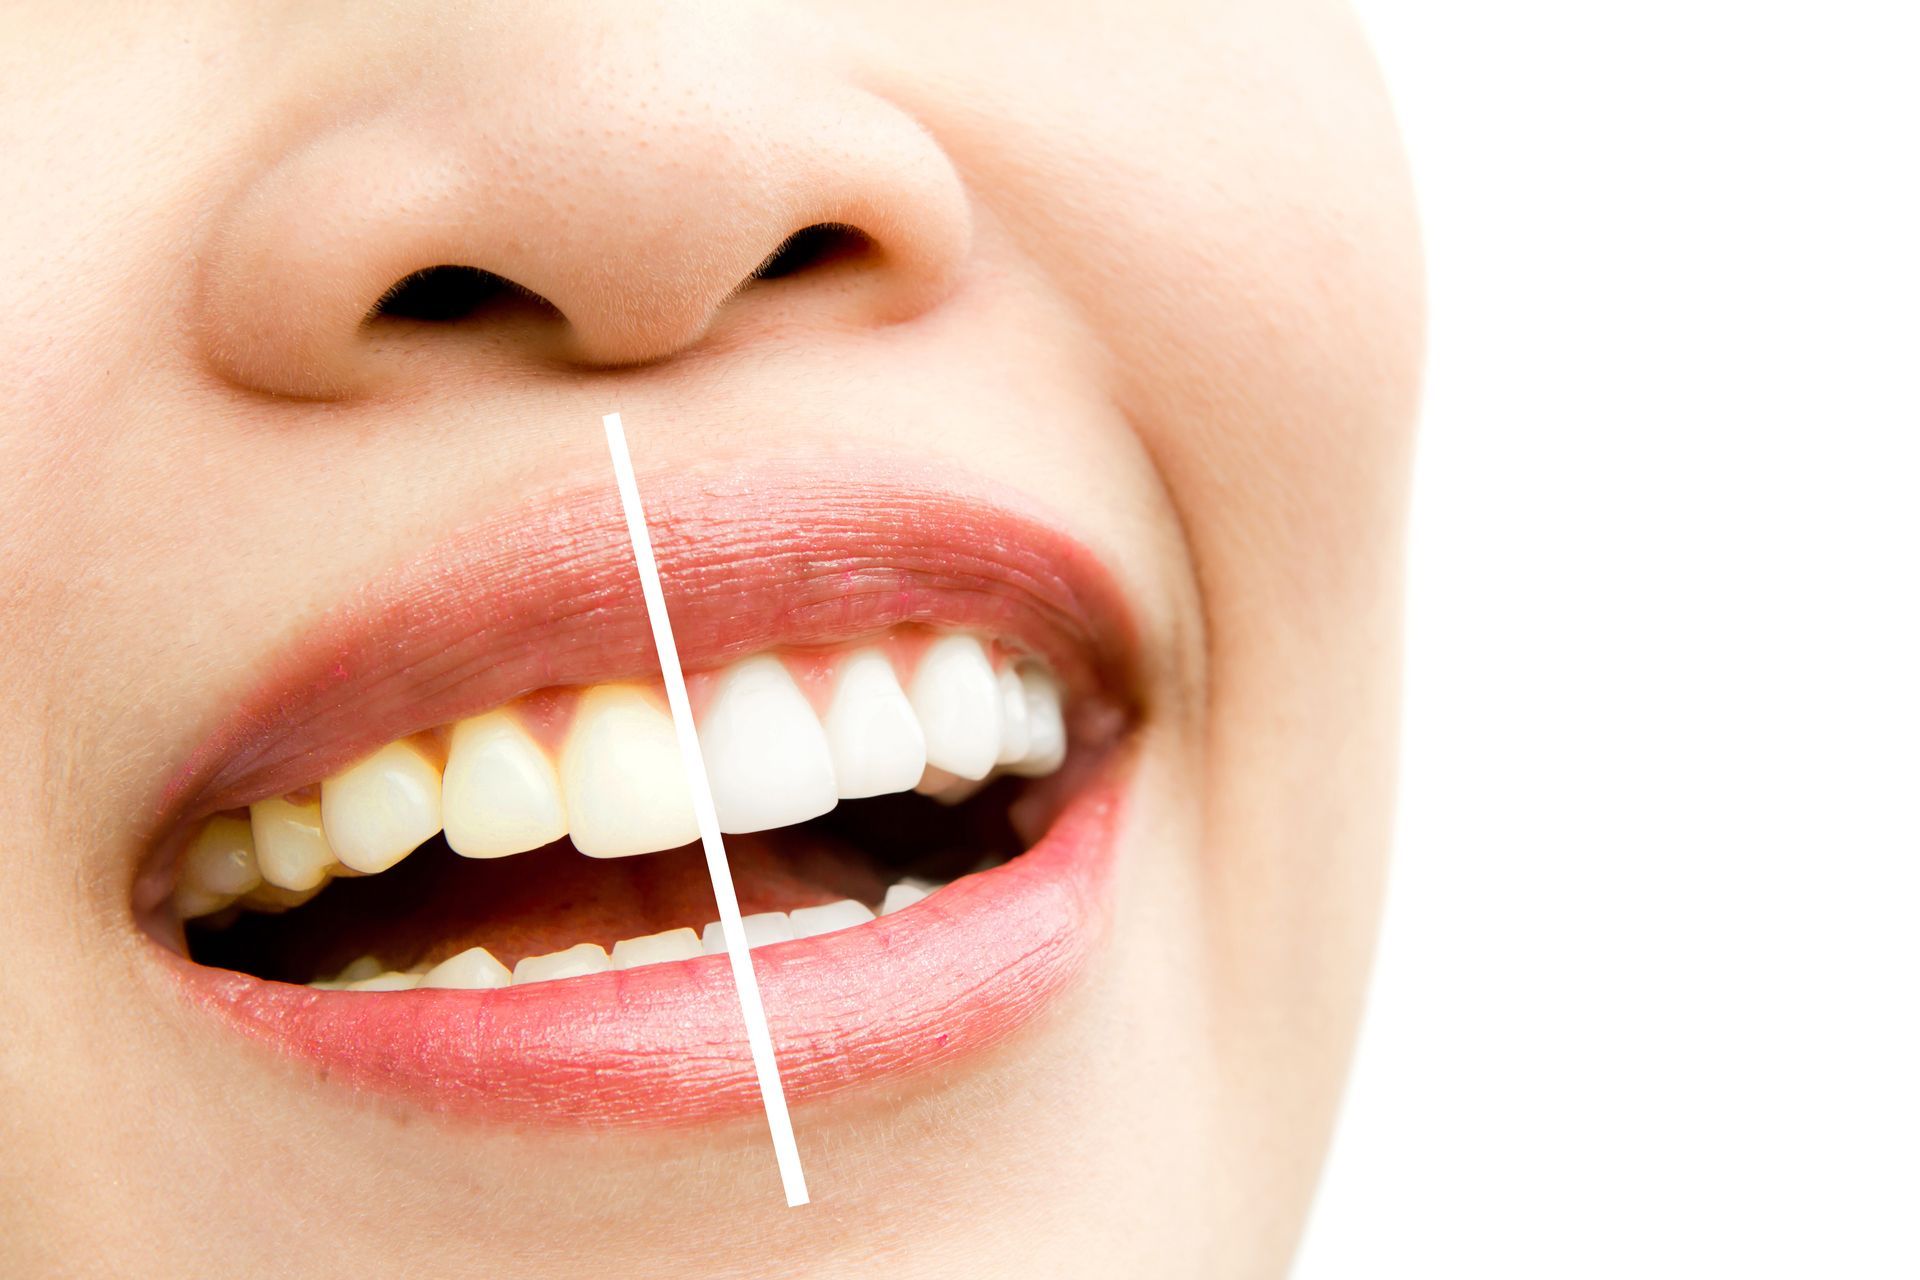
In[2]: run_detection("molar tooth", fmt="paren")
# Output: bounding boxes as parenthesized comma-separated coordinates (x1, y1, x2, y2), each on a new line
(1008, 668, 1067, 776)
(908, 634, 1001, 781)
(249, 796, 338, 891)
(420, 947, 513, 990)
(880, 879, 937, 916)
(443, 710, 568, 858)
(789, 899, 877, 939)
(181, 816, 262, 901)
(700, 912, 795, 954)
(822, 648, 927, 799)
(698, 655, 838, 833)
(610, 927, 703, 969)
(512, 943, 610, 986)
(994, 667, 1032, 764)
(321, 740, 443, 873)
(560, 685, 698, 857)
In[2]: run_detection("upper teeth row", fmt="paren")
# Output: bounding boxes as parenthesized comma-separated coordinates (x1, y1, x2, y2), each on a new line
(171, 633, 1065, 919)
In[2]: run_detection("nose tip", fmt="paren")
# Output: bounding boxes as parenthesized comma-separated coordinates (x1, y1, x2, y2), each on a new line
(195, 23, 971, 399)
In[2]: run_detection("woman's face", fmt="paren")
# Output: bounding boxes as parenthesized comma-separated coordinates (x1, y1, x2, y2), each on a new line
(0, 1, 1419, 1274)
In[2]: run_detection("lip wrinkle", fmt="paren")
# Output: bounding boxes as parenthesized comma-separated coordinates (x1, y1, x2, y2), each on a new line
(149, 466, 1137, 852)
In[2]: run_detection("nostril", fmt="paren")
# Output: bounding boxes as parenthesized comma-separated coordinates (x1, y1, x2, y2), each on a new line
(368, 265, 560, 324)
(746, 223, 874, 284)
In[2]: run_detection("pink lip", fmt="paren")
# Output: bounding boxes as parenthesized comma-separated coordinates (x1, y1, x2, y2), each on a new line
(147, 462, 1139, 1125)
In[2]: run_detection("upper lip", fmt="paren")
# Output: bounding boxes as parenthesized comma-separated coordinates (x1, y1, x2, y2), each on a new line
(139, 460, 1141, 1125)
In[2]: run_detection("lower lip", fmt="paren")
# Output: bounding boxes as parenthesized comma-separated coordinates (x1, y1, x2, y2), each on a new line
(161, 768, 1126, 1127)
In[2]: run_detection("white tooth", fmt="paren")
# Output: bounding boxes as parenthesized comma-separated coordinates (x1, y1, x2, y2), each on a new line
(907, 634, 1001, 781)
(697, 656, 838, 833)
(442, 710, 568, 858)
(914, 766, 989, 805)
(347, 971, 422, 992)
(249, 796, 338, 891)
(181, 816, 262, 899)
(512, 942, 610, 985)
(700, 912, 795, 954)
(609, 927, 704, 969)
(321, 740, 444, 873)
(994, 667, 1032, 764)
(789, 899, 877, 939)
(880, 879, 937, 916)
(822, 648, 927, 799)
(420, 946, 513, 990)
(1008, 668, 1067, 776)
(560, 685, 698, 857)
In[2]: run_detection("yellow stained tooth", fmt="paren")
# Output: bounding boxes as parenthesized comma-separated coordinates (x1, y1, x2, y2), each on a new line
(249, 796, 339, 891)
(320, 741, 443, 874)
(442, 710, 567, 858)
(180, 815, 262, 900)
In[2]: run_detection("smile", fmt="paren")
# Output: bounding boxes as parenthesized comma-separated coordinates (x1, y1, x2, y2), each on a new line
(135, 466, 1140, 1126)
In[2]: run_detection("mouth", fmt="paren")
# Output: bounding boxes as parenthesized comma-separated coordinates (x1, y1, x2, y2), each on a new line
(136, 464, 1139, 1127)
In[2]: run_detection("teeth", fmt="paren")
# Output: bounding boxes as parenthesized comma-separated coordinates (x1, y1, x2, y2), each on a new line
(880, 879, 937, 916)
(512, 942, 610, 985)
(1008, 667, 1067, 776)
(321, 740, 444, 874)
(610, 927, 703, 969)
(347, 971, 422, 992)
(822, 648, 928, 799)
(994, 667, 1032, 764)
(908, 634, 1002, 781)
(560, 685, 698, 857)
(333, 956, 385, 984)
(698, 656, 838, 833)
(249, 796, 338, 891)
(789, 898, 877, 938)
(175, 816, 262, 917)
(239, 880, 326, 913)
(701, 911, 795, 954)
(442, 710, 568, 858)
(420, 946, 513, 990)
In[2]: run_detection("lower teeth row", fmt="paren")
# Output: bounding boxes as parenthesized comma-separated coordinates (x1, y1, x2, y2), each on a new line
(309, 879, 939, 992)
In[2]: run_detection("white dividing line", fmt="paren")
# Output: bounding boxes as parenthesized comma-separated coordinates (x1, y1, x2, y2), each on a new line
(601, 412, 810, 1209)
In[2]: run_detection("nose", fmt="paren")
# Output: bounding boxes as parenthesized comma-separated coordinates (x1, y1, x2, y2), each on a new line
(195, 5, 971, 399)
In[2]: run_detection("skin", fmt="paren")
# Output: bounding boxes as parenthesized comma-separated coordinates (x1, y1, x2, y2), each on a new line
(0, 0, 1420, 1275)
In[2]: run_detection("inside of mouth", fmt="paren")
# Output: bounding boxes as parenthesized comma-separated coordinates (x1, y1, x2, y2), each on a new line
(185, 780, 1038, 985)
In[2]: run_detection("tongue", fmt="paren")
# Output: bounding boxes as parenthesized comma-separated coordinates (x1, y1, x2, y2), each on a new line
(191, 832, 892, 982)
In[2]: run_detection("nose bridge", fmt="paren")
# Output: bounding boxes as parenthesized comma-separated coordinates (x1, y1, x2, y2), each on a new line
(196, 7, 971, 398)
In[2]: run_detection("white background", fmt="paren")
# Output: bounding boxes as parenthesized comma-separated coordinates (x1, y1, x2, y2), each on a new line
(1297, 3, 1919, 1275)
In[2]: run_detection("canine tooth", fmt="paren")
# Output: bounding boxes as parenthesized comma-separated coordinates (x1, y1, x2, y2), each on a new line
(789, 899, 877, 938)
(994, 667, 1032, 764)
(347, 971, 422, 991)
(610, 927, 703, 969)
(561, 685, 698, 857)
(250, 797, 338, 891)
(915, 766, 989, 805)
(1008, 667, 1067, 776)
(321, 741, 443, 873)
(512, 943, 610, 985)
(880, 879, 937, 916)
(181, 816, 262, 898)
(822, 648, 927, 799)
(698, 656, 838, 833)
(908, 634, 1001, 780)
(701, 912, 795, 954)
(443, 710, 568, 858)
(420, 947, 513, 990)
